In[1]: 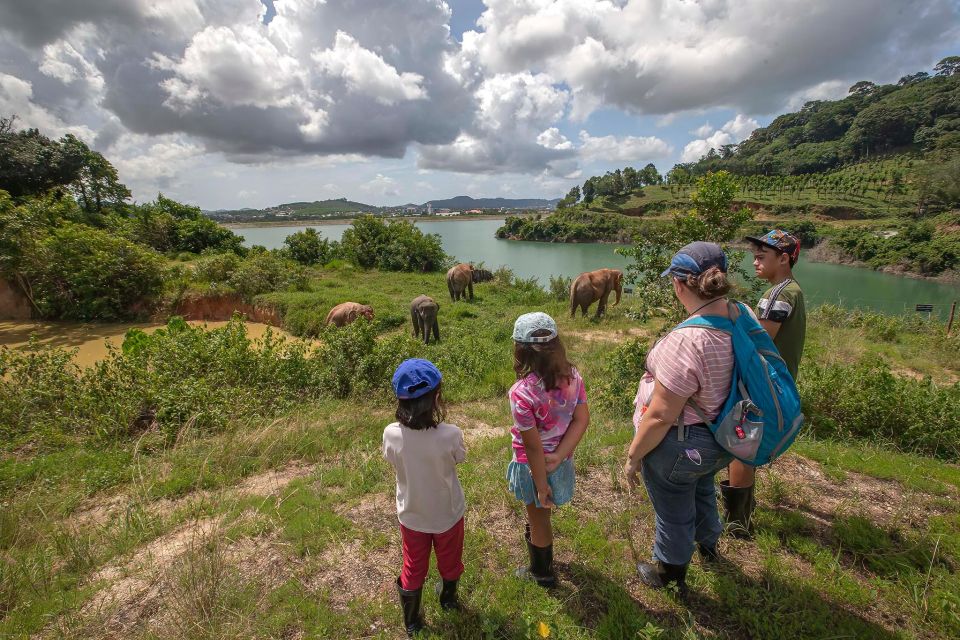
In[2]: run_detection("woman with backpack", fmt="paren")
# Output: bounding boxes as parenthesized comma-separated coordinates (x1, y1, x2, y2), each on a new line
(623, 241, 737, 595)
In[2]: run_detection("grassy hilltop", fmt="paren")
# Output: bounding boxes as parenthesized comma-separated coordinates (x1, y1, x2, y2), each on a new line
(3, 265, 960, 639)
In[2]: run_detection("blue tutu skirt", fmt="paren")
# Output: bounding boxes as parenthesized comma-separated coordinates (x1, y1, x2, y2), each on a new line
(506, 457, 575, 508)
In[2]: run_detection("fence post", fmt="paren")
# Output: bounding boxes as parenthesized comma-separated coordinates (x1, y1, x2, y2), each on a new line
(948, 301, 957, 337)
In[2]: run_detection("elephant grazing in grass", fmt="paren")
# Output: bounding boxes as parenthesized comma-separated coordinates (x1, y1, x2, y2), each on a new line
(325, 302, 374, 327)
(410, 295, 440, 344)
(570, 268, 623, 318)
(446, 263, 474, 301)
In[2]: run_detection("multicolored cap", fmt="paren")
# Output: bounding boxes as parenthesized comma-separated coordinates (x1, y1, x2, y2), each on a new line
(392, 358, 442, 399)
(660, 241, 728, 279)
(745, 229, 801, 265)
(512, 312, 558, 343)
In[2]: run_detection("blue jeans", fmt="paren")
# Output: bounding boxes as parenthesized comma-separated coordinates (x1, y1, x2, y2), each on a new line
(641, 424, 733, 565)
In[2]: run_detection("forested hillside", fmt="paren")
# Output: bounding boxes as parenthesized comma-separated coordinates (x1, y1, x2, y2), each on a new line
(686, 57, 960, 176)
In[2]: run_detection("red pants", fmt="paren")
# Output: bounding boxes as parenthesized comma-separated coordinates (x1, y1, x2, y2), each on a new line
(399, 518, 464, 590)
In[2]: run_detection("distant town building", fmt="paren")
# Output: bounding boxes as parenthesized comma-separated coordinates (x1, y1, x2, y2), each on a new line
(427, 203, 433, 215)
(466, 209, 482, 214)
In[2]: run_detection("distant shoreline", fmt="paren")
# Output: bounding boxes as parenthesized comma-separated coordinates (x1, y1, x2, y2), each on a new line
(220, 213, 530, 229)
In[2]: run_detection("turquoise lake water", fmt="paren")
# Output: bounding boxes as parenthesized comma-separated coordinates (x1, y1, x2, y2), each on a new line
(235, 219, 958, 319)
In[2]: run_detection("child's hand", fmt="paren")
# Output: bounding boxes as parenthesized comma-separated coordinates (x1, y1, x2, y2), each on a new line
(544, 451, 563, 473)
(537, 485, 555, 509)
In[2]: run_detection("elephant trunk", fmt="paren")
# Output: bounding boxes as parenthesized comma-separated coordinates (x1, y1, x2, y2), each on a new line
(614, 282, 622, 306)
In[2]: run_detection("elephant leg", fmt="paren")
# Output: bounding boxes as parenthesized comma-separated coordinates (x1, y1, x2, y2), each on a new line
(596, 293, 610, 318)
(448, 282, 455, 302)
(468, 281, 474, 300)
(421, 318, 430, 344)
(432, 319, 440, 343)
(412, 310, 420, 338)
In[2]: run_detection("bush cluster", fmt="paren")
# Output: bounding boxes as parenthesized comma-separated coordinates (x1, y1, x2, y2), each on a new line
(826, 222, 960, 275)
(338, 215, 449, 272)
(0, 316, 418, 452)
(800, 357, 960, 459)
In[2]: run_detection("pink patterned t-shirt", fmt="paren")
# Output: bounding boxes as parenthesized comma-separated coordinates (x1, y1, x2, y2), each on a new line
(509, 368, 587, 463)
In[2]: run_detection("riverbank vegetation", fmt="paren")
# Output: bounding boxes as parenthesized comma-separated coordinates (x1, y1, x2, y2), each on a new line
(3, 264, 960, 638)
(0, 116, 450, 321)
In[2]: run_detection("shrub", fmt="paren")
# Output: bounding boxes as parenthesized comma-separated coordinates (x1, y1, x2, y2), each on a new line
(800, 357, 960, 460)
(0, 317, 327, 449)
(283, 228, 334, 265)
(314, 319, 418, 399)
(25, 223, 165, 320)
(338, 215, 448, 272)
(592, 338, 649, 416)
(227, 252, 308, 301)
(548, 275, 572, 301)
(193, 251, 242, 285)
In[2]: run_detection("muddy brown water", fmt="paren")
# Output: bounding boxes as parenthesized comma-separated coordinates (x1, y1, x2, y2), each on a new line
(0, 320, 303, 369)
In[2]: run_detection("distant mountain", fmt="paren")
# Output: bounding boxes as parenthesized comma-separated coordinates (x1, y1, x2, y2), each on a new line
(204, 198, 380, 220)
(423, 196, 560, 210)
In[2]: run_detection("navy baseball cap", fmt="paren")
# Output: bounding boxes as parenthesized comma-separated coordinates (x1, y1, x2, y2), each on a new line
(661, 241, 728, 278)
(392, 358, 442, 399)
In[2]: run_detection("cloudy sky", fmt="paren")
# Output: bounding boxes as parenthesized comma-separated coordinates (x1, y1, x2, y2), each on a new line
(0, 0, 957, 209)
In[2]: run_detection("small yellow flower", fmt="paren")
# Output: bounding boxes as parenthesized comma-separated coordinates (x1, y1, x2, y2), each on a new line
(538, 621, 551, 638)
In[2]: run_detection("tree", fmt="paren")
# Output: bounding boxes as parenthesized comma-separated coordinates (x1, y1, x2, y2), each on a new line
(617, 171, 755, 317)
(933, 56, 960, 77)
(848, 81, 877, 97)
(897, 72, 929, 86)
(557, 185, 581, 209)
(0, 117, 86, 198)
(61, 134, 131, 214)
(582, 178, 596, 204)
(622, 166, 640, 190)
(284, 228, 333, 265)
(640, 162, 662, 186)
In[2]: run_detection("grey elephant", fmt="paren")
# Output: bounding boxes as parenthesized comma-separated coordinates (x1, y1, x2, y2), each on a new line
(472, 268, 494, 283)
(410, 295, 440, 344)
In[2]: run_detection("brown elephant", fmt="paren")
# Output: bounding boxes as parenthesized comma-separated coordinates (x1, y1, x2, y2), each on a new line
(325, 302, 374, 327)
(410, 295, 440, 344)
(446, 263, 474, 301)
(570, 269, 623, 318)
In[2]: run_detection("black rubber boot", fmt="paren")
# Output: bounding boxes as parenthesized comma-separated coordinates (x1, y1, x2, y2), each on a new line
(396, 577, 425, 637)
(437, 578, 460, 610)
(697, 542, 722, 564)
(515, 524, 557, 587)
(720, 480, 756, 539)
(637, 559, 689, 596)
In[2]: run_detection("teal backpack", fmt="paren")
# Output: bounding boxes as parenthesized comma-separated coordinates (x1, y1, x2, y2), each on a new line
(673, 300, 804, 466)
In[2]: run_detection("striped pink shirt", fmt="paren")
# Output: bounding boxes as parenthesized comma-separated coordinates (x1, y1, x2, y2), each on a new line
(633, 327, 734, 430)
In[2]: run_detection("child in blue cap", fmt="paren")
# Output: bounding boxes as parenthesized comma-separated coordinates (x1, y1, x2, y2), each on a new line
(383, 358, 466, 637)
(506, 312, 590, 587)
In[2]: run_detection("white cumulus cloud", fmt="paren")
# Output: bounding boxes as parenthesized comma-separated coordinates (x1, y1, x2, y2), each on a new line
(312, 31, 427, 105)
(680, 114, 760, 162)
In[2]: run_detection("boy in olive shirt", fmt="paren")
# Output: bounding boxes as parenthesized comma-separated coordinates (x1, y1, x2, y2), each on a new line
(722, 230, 806, 537)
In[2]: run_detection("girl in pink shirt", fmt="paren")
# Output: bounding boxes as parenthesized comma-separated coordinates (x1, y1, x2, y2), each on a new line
(506, 312, 590, 587)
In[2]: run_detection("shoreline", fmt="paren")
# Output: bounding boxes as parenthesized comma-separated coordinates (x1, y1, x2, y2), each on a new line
(221, 213, 525, 229)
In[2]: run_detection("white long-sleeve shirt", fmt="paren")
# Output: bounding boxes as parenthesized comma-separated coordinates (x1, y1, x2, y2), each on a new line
(382, 421, 466, 533)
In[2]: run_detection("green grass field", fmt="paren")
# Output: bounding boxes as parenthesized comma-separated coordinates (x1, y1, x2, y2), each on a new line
(2, 268, 959, 639)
